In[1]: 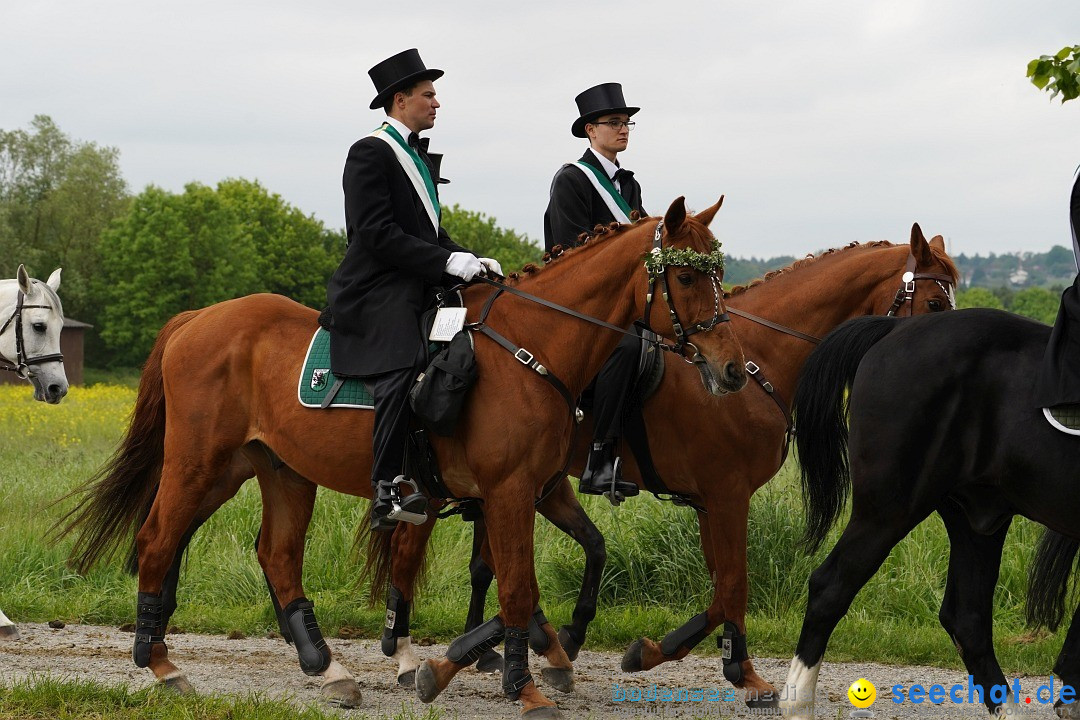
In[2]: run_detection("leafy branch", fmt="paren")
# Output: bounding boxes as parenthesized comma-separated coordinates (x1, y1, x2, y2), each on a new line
(1027, 45, 1080, 103)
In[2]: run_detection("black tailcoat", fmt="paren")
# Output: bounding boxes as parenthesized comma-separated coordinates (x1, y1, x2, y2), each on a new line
(1034, 170, 1080, 406)
(327, 131, 470, 377)
(543, 149, 646, 252)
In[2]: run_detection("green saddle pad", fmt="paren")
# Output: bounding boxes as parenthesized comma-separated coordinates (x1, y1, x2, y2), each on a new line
(298, 329, 374, 409)
(1045, 404, 1080, 434)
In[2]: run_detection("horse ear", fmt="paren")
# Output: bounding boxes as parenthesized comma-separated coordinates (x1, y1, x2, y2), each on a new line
(695, 196, 725, 228)
(929, 235, 946, 253)
(46, 268, 62, 293)
(17, 264, 31, 295)
(664, 196, 687, 235)
(910, 223, 934, 265)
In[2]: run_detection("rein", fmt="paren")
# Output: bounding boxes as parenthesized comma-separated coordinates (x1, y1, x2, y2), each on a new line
(465, 219, 728, 501)
(0, 288, 64, 380)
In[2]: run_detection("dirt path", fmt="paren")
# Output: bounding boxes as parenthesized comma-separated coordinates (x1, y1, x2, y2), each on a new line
(0, 623, 1063, 718)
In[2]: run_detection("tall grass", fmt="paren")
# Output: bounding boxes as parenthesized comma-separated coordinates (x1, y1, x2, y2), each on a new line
(0, 382, 1067, 673)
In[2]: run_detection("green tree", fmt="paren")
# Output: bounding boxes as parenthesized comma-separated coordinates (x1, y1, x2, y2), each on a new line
(0, 115, 130, 322)
(97, 180, 340, 366)
(956, 287, 1004, 310)
(440, 204, 542, 272)
(1011, 286, 1060, 325)
(1028, 46, 1080, 103)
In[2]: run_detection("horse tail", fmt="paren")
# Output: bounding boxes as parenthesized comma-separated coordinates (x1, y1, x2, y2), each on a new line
(1026, 529, 1080, 631)
(358, 517, 393, 607)
(794, 315, 900, 552)
(55, 310, 201, 574)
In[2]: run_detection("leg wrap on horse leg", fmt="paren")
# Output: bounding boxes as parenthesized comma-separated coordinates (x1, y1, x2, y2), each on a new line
(528, 606, 551, 654)
(447, 615, 505, 665)
(381, 585, 411, 657)
(660, 611, 711, 657)
(503, 625, 533, 700)
(133, 592, 165, 668)
(284, 597, 331, 676)
(719, 621, 749, 684)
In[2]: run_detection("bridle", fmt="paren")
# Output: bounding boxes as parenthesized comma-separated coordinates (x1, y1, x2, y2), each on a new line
(885, 253, 957, 317)
(641, 219, 730, 366)
(0, 287, 65, 380)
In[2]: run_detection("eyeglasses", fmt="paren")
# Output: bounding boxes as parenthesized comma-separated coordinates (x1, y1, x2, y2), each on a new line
(591, 120, 635, 131)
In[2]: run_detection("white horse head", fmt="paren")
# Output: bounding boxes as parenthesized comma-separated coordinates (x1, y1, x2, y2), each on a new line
(0, 265, 69, 404)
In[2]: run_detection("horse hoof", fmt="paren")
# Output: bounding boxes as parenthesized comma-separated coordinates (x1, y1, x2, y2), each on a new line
(161, 673, 194, 694)
(476, 648, 503, 673)
(415, 660, 441, 703)
(397, 669, 416, 689)
(0, 626, 19, 641)
(322, 678, 363, 708)
(522, 705, 563, 719)
(556, 626, 580, 662)
(621, 638, 644, 672)
(540, 666, 574, 694)
(1056, 699, 1080, 719)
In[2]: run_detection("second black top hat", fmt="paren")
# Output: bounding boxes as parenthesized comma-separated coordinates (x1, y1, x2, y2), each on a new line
(368, 48, 444, 110)
(571, 82, 640, 138)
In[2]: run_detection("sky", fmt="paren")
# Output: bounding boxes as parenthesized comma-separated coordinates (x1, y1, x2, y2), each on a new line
(2, 0, 1078, 260)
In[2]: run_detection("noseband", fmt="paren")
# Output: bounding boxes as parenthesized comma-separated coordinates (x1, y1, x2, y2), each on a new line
(886, 253, 956, 317)
(0, 288, 65, 380)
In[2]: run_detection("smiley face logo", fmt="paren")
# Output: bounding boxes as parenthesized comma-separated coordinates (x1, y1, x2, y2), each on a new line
(848, 678, 876, 708)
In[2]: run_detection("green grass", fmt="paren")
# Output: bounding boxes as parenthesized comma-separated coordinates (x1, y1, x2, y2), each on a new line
(0, 383, 1070, 678)
(0, 676, 444, 719)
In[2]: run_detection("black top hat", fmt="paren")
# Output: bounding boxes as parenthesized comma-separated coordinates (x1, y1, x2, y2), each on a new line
(368, 48, 444, 110)
(571, 82, 640, 138)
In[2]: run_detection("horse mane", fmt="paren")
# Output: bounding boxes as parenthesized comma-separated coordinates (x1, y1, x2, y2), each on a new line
(503, 210, 716, 284)
(724, 240, 959, 297)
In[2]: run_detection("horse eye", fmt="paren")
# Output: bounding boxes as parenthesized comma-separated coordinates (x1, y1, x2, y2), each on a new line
(928, 300, 943, 312)
(32, 322, 47, 333)
(677, 273, 694, 287)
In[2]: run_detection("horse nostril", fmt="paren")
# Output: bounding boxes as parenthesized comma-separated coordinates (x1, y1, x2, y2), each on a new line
(724, 362, 745, 386)
(48, 384, 65, 399)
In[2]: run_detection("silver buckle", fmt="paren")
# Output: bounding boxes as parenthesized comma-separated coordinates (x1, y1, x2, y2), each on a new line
(745, 361, 760, 375)
(514, 348, 534, 365)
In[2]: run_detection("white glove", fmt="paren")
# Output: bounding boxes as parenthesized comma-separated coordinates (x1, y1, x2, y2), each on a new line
(445, 252, 485, 281)
(479, 257, 503, 276)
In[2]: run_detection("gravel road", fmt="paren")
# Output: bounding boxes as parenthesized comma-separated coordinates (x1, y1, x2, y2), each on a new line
(0, 623, 1066, 719)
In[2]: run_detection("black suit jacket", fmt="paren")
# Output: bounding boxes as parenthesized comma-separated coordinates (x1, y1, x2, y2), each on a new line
(543, 149, 646, 252)
(327, 131, 470, 376)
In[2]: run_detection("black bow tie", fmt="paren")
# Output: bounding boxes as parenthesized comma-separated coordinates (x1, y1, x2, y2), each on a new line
(407, 132, 430, 153)
(612, 168, 633, 183)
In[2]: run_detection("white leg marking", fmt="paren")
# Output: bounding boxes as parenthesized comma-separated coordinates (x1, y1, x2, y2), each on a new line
(0, 608, 13, 627)
(392, 636, 422, 677)
(320, 659, 355, 686)
(779, 656, 820, 720)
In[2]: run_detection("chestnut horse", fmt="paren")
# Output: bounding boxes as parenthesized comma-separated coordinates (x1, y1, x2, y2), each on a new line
(449, 224, 958, 705)
(60, 198, 746, 718)
(0, 264, 68, 641)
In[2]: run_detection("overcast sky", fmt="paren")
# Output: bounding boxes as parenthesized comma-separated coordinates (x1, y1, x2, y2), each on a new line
(3, 1, 1078, 259)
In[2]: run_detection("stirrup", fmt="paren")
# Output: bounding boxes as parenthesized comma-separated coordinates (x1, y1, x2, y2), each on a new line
(386, 476, 428, 525)
(602, 456, 638, 507)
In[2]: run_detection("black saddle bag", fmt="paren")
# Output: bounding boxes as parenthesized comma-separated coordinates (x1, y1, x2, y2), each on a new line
(409, 330, 477, 437)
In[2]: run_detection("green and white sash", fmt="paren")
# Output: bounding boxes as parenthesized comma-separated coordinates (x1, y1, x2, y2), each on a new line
(369, 123, 441, 232)
(573, 161, 633, 224)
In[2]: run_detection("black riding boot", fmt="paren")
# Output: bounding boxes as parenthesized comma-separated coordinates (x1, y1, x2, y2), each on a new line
(578, 439, 639, 503)
(370, 476, 429, 532)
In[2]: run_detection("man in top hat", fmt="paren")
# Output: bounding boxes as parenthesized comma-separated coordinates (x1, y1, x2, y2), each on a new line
(326, 48, 502, 531)
(543, 82, 646, 503)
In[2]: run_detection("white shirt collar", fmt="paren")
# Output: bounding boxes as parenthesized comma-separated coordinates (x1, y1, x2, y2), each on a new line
(384, 116, 415, 141)
(587, 147, 620, 179)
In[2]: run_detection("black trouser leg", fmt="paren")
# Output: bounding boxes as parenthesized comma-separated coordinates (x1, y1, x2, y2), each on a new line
(369, 366, 418, 489)
(592, 332, 643, 441)
(1034, 273, 1080, 407)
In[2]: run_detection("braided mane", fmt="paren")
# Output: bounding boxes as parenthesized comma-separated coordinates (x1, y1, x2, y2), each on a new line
(724, 240, 958, 298)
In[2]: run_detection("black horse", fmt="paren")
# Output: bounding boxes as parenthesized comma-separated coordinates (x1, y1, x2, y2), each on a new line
(777, 309, 1080, 720)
